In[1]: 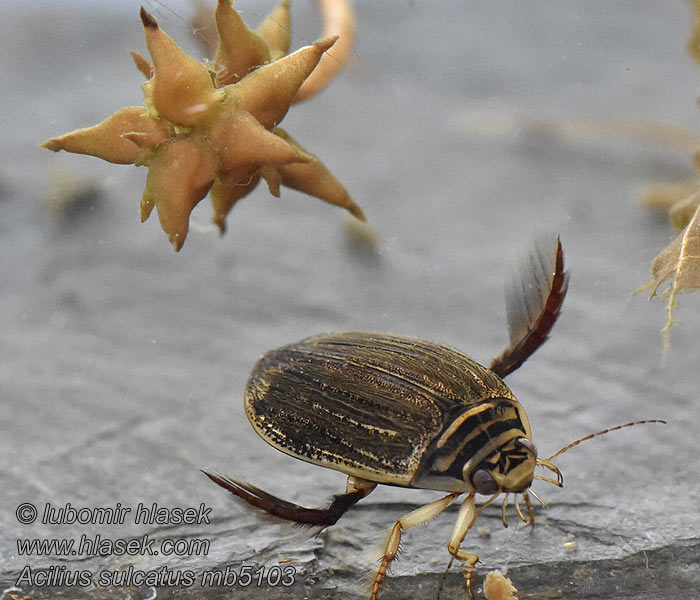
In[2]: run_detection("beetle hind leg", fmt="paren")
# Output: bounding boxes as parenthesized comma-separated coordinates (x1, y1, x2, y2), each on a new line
(202, 470, 374, 527)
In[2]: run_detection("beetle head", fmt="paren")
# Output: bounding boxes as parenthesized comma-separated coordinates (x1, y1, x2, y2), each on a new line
(468, 437, 537, 495)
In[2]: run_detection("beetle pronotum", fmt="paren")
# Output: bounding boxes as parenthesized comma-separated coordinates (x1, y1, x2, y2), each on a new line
(204, 238, 664, 599)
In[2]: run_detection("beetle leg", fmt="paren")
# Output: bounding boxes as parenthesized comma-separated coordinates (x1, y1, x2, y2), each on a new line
(346, 475, 377, 495)
(489, 237, 568, 378)
(514, 494, 528, 523)
(201, 470, 374, 527)
(447, 493, 479, 600)
(501, 494, 509, 528)
(523, 491, 535, 526)
(370, 492, 460, 600)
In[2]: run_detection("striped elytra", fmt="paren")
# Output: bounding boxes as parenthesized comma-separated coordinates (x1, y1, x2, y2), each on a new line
(244, 331, 533, 494)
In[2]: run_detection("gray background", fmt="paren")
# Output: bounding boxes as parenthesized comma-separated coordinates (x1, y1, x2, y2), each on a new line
(1, 1, 698, 599)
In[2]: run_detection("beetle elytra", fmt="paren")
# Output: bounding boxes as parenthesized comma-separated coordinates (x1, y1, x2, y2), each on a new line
(204, 238, 664, 599)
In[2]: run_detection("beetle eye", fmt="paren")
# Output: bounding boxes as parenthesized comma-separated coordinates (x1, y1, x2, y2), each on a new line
(471, 469, 499, 495)
(514, 437, 538, 458)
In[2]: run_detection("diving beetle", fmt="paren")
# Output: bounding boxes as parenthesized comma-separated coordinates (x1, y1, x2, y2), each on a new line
(203, 238, 663, 599)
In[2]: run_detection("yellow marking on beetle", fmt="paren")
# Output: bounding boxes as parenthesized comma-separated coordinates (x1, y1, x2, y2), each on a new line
(436, 402, 498, 448)
(349, 445, 382, 463)
(434, 404, 520, 473)
(327, 408, 398, 437)
(438, 403, 528, 475)
(461, 430, 525, 477)
(434, 422, 498, 473)
(308, 400, 399, 438)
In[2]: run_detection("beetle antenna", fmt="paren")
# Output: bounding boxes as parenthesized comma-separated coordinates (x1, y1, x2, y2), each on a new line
(543, 419, 666, 463)
(534, 420, 665, 489)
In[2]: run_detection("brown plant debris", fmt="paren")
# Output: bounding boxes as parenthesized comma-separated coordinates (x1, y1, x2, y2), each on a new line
(635, 4, 700, 345)
(295, 0, 356, 103)
(639, 199, 700, 350)
(690, 0, 700, 64)
(188, 0, 354, 104)
(640, 180, 700, 213)
(42, 1, 364, 251)
(483, 570, 519, 600)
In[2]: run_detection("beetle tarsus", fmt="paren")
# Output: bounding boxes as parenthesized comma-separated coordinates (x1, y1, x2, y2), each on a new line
(201, 469, 368, 527)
